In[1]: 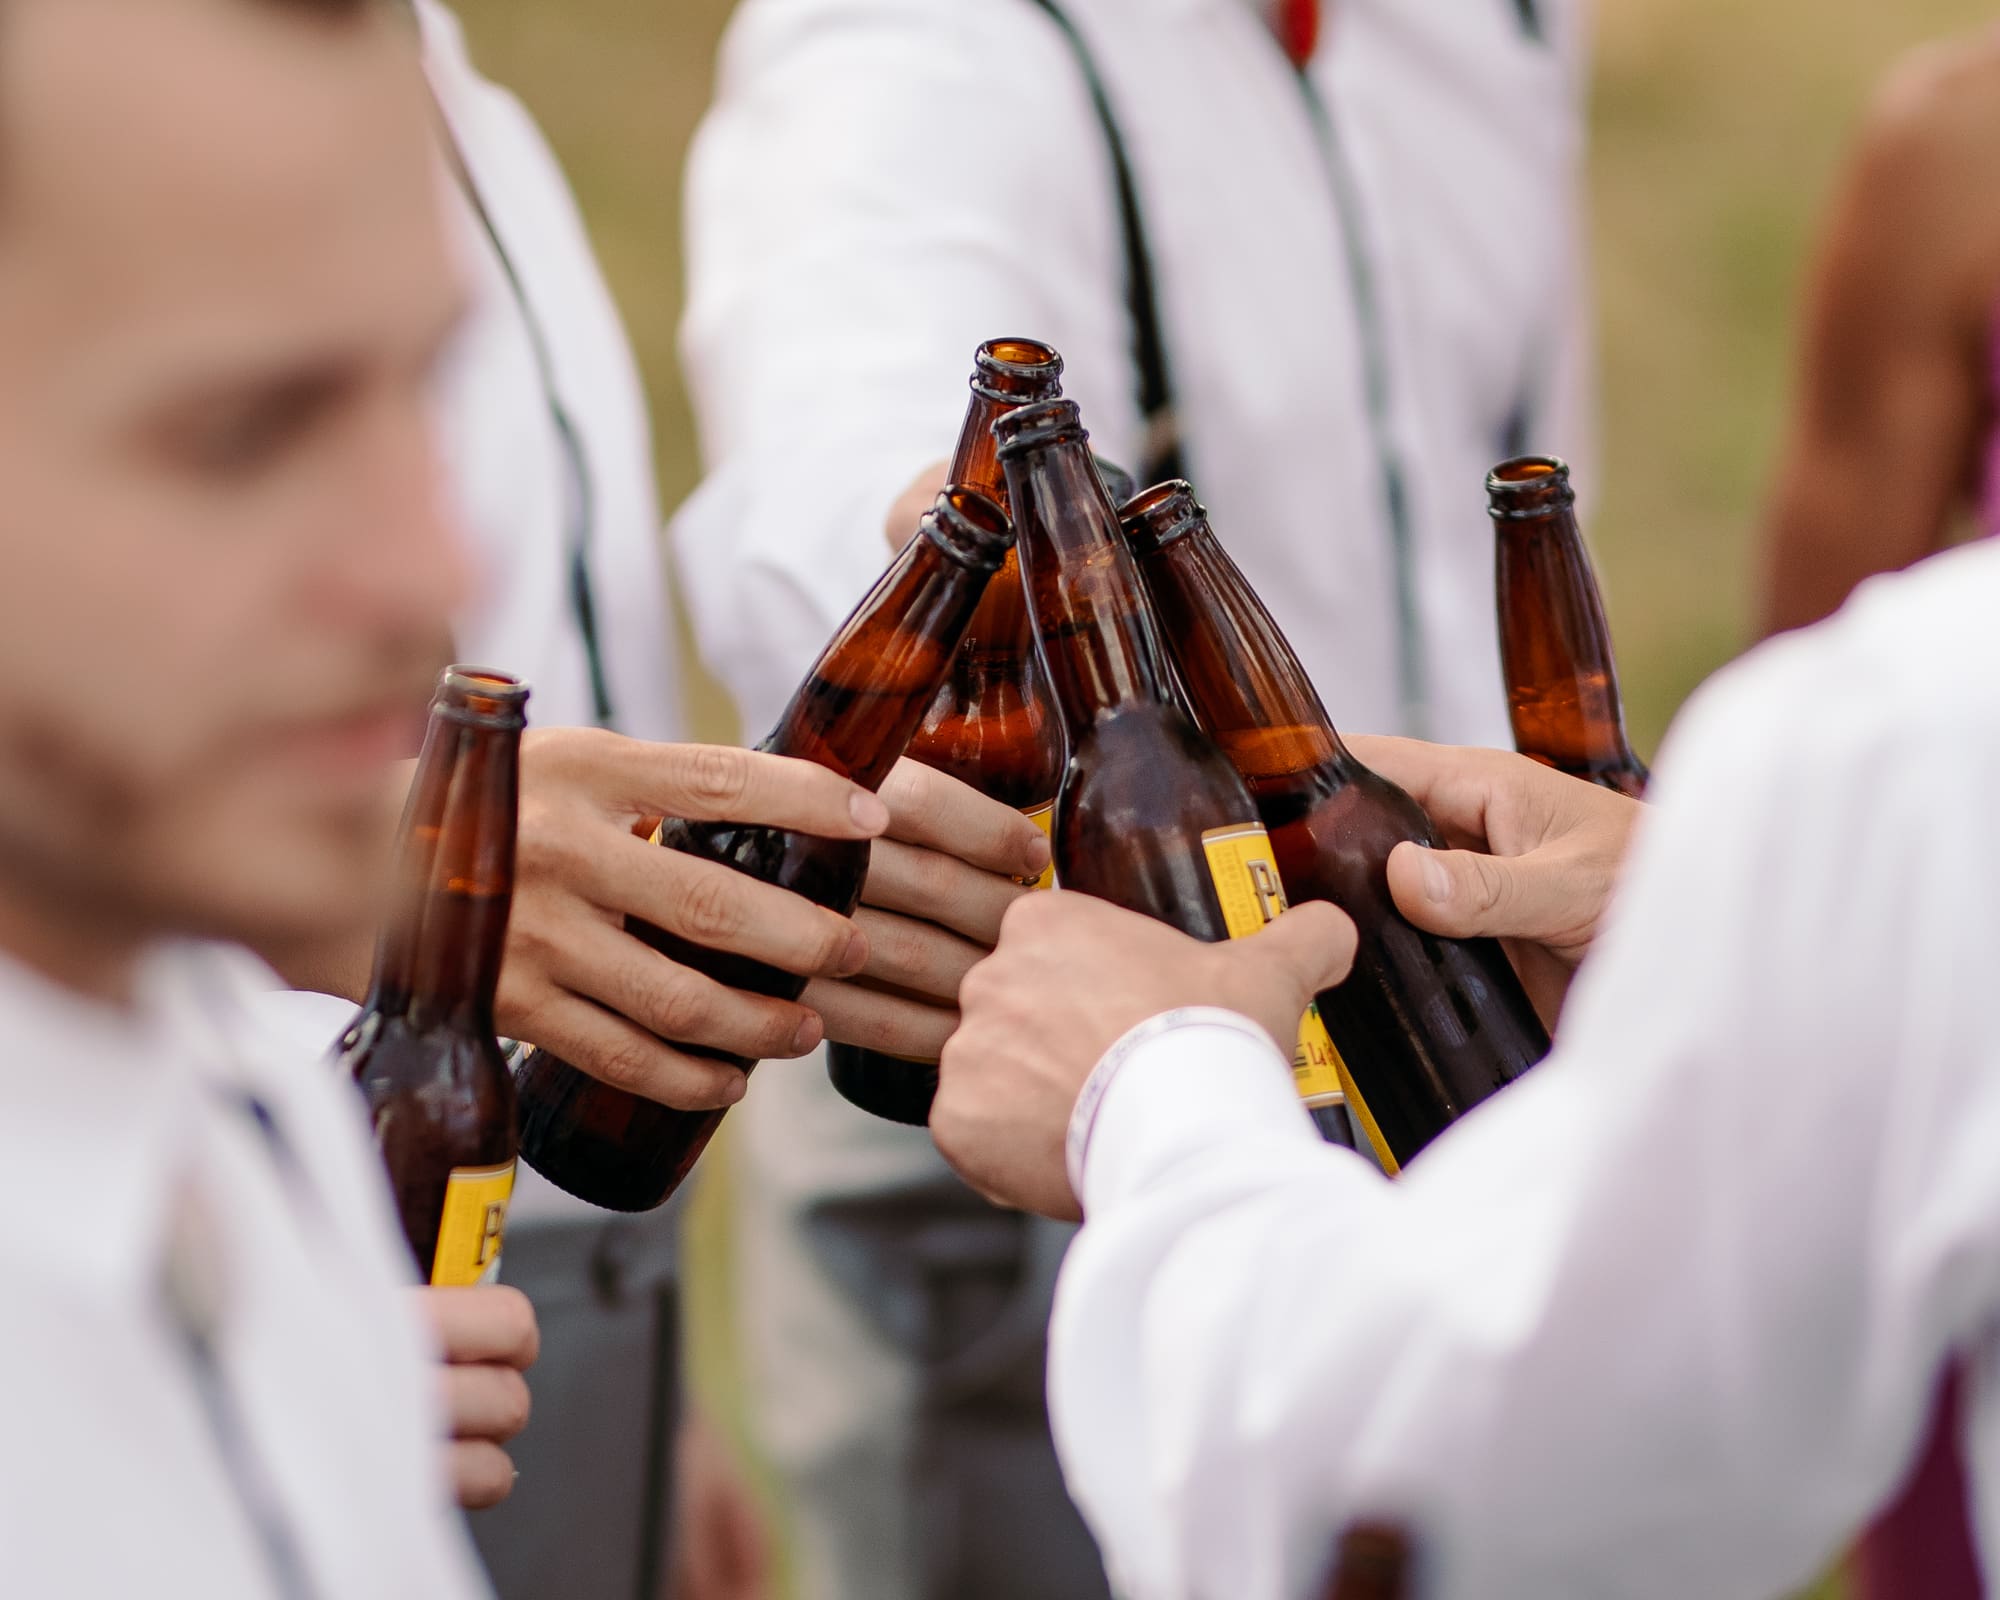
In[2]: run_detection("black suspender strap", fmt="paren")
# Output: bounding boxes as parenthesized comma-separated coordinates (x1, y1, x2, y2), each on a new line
(1287, 69, 1430, 734)
(1019, 0, 1185, 487)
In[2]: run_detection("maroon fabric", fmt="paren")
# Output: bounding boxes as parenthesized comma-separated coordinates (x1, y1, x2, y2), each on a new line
(1853, 1368, 1982, 1599)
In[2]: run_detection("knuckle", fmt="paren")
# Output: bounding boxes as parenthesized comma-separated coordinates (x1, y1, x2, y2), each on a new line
(958, 956, 1002, 1012)
(928, 1100, 962, 1158)
(648, 982, 714, 1043)
(751, 1003, 809, 1058)
(1467, 858, 1510, 919)
(591, 1038, 662, 1097)
(512, 805, 567, 875)
(872, 918, 932, 984)
(522, 725, 616, 792)
(807, 912, 854, 974)
(676, 870, 745, 945)
(680, 743, 750, 813)
(518, 724, 577, 776)
(506, 912, 563, 972)
(889, 759, 939, 827)
(907, 844, 957, 904)
(1002, 891, 1053, 937)
(519, 820, 597, 896)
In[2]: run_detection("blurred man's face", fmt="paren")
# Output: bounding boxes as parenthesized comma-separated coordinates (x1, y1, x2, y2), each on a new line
(0, 0, 470, 963)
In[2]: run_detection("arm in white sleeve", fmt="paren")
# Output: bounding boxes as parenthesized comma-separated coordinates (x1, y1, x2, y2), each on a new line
(669, 0, 1142, 732)
(1050, 603, 2000, 1600)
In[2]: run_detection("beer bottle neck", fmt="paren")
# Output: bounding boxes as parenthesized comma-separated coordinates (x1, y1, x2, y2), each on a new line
(1494, 502, 1641, 769)
(950, 393, 1012, 510)
(1009, 439, 1180, 733)
(1130, 507, 1345, 781)
(949, 340, 1065, 514)
(405, 712, 520, 1035)
(359, 715, 458, 1018)
(951, 550, 1036, 674)
(767, 493, 1010, 791)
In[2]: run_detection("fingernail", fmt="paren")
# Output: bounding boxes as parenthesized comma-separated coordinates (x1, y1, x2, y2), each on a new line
(850, 791, 891, 834)
(1419, 850, 1453, 906)
(790, 1015, 824, 1057)
(1021, 834, 1053, 880)
(836, 930, 869, 977)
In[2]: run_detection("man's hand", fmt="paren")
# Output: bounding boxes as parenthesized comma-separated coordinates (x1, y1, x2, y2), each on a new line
(804, 760, 1050, 1061)
(502, 729, 889, 1110)
(885, 462, 950, 552)
(933, 893, 1356, 1220)
(1349, 736, 1643, 1025)
(419, 1286, 540, 1511)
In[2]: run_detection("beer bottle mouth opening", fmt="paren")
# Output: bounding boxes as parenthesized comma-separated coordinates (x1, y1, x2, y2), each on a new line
(922, 486, 1015, 573)
(1486, 454, 1576, 519)
(436, 665, 531, 729)
(971, 338, 1064, 403)
(993, 397, 1086, 461)
(1117, 479, 1204, 553)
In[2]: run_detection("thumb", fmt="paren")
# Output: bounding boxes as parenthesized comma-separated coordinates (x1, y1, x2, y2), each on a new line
(1229, 901, 1357, 1013)
(1387, 839, 1549, 942)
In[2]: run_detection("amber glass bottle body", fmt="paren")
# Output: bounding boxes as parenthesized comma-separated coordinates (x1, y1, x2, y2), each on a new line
(339, 669, 525, 1284)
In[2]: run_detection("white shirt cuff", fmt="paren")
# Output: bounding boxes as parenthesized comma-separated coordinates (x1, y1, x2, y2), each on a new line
(1068, 1008, 1319, 1215)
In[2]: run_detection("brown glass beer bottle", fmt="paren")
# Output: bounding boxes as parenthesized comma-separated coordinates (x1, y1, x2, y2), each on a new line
(828, 340, 1067, 1126)
(1126, 483, 1549, 1171)
(1490, 455, 1649, 797)
(337, 668, 525, 1285)
(1323, 1523, 1416, 1600)
(995, 400, 1353, 1146)
(516, 489, 1015, 1210)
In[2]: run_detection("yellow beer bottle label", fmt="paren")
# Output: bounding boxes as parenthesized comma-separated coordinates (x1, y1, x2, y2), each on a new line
(1293, 1002, 1345, 1106)
(1022, 800, 1057, 890)
(429, 1160, 516, 1288)
(1199, 824, 1399, 1174)
(1199, 823, 1291, 937)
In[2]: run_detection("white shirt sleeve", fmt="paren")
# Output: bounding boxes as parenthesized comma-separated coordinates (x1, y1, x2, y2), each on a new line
(669, 0, 1140, 735)
(1049, 594, 2000, 1600)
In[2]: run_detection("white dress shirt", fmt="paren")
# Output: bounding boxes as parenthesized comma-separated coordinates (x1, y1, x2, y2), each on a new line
(1050, 538, 2000, 1600)
(672, 0, 1591, 746)
(419, 0, 681, 750)
(0, 944, 489, 1600)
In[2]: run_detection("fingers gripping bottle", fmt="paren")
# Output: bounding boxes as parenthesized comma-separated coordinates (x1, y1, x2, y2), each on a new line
(517, 491, 1014, 1209)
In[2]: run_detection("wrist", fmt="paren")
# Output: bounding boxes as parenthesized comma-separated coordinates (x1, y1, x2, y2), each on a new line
(1066, 1007, 1289, 1204)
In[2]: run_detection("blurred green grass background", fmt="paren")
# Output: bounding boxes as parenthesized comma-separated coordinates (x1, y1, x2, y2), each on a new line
(450, 3, 1998, 1594)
